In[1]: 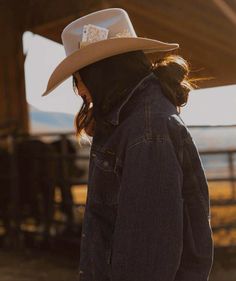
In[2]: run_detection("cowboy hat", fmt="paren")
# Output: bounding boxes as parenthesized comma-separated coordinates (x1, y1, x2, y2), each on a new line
(42, 8, 179, 97)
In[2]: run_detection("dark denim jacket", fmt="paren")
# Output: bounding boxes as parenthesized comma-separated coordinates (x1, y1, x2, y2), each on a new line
(78, 72, 214, 281)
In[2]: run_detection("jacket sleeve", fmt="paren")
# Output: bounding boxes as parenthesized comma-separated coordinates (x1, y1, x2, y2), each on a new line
(174, 132, 214, 281)
(111, 136, 184, 281)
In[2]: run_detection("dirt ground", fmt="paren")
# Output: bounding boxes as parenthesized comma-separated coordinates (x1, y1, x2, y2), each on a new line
(1, 182, 236, 281)
(0, 247, 79, 281)
(0, 246, 236, 281)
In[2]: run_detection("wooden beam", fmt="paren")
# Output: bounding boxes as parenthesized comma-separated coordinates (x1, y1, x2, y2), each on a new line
(111, 0, 236, 87)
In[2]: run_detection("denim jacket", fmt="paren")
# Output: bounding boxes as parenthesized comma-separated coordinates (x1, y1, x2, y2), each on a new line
(78, 72, 214, 281)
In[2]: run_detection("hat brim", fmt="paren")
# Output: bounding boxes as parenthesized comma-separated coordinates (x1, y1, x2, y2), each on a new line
(42, 37, 179, 96)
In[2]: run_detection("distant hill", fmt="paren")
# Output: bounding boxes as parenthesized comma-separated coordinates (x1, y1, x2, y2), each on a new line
(29, 105, 75, 133)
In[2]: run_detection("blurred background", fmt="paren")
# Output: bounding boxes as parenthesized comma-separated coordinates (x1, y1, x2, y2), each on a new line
(1, 0, 236, 280)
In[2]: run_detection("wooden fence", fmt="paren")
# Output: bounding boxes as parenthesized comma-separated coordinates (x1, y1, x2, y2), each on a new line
(0, 124, 235, 247)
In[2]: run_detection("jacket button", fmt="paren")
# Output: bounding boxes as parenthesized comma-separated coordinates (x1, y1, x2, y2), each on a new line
(79, 270, 84, 274)
(82, 233, 86, 238)
(103, 160, 109, 167)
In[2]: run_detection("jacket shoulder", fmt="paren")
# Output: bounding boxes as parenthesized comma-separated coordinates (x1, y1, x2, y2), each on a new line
(164, 113, 196, 167)
(166, 113, 193, 142)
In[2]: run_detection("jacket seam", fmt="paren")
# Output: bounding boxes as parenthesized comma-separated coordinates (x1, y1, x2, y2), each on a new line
(144, 95, 151, 135)
(127, 134, 172, 151)
(183, 138, 209, 217)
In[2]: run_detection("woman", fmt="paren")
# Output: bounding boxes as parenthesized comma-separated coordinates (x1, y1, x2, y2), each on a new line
(43, 8, 214, 281)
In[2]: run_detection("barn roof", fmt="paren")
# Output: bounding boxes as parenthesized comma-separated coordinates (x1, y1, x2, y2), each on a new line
(1, 0, 235, 133)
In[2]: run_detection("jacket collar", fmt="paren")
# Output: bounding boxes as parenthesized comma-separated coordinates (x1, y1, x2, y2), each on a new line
(104, 72, 157, 126)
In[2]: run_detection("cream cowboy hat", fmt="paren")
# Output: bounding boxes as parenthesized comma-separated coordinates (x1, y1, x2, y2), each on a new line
(42, 8, 179, 97)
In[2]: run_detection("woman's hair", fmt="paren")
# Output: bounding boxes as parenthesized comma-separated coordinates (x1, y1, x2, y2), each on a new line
(150, 54, 202, 107)
(72, 50, 205, 145)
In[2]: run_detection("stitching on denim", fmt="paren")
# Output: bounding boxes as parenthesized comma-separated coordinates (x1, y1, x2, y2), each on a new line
(127, 136, 146, 151)
(167, 115, 184, 168)
(186, 138, 210, 208)
(127, 134, 170, 151)
(184, 140, 209, 217)
(113, 156, 121, 178)
(144, 96, 151, 136)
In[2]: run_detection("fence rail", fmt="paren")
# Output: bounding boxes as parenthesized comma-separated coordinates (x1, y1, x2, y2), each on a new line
(0, 124, 236, 246)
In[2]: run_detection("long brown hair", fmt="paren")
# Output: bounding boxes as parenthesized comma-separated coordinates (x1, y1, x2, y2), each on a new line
(73, 52, 207, 146)
(72, 81, 95, 145)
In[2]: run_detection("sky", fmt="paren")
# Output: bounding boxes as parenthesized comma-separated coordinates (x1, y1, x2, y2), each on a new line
(23, 31, 236, 126)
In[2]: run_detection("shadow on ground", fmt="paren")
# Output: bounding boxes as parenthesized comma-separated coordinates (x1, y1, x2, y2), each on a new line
(1, 244, 236, 281)
(0, 247, 79, 281)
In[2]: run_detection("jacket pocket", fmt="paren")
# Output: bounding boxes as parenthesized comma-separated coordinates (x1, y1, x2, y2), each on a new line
(89, 148, 120, 205)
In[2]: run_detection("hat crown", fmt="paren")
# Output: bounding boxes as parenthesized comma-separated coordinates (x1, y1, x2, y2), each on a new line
(61, 8, 137, 56)
(42, 7, 179, 97)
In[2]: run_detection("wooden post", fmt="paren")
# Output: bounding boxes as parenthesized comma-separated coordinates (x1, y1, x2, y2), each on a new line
(0, 3, 29, 135)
